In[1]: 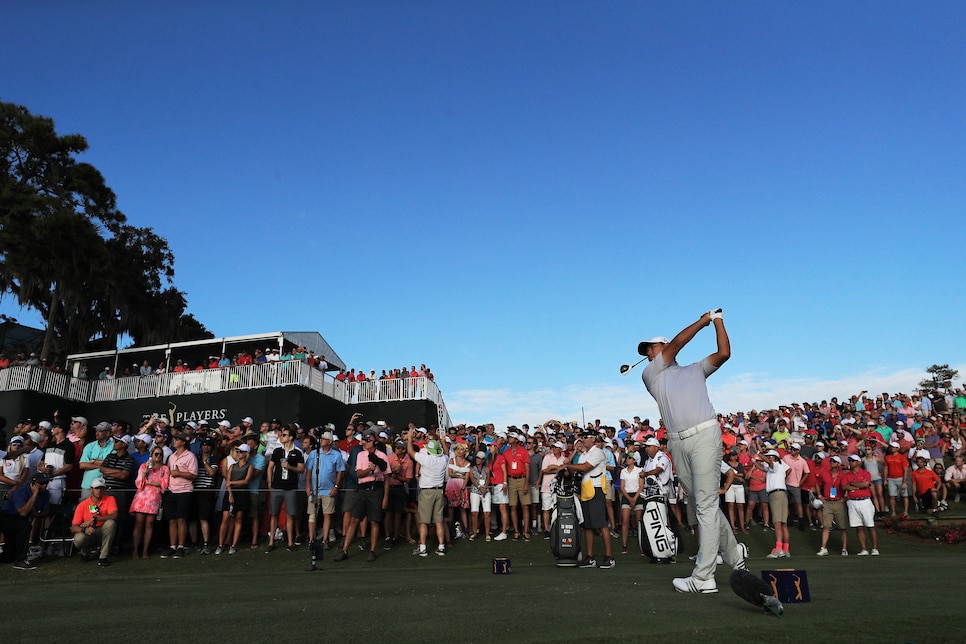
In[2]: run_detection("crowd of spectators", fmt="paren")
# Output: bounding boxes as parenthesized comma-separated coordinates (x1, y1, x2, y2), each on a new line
(0, 352, 63, 373)
(76, 346, 332, 380)
(334, 364, 435, 383)
(0, 347, 333, 380)
(1, 387, 965, 571)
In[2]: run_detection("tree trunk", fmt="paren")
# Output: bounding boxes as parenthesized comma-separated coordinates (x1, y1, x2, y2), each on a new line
(40, 282, 60, 364)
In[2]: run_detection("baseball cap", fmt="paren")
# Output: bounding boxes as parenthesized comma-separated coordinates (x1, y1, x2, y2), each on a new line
(90, 477, 107, 488)
(31, 472, 49, 484)
(552, 441, 565, 449)
(172, 433, 188, 442)
(830, 456, 842, 464)
(71, 416, 89, 426)
(765, 450, 780, 458)
(644, 437, 660, 447)
(218, 420, 231, 428)
(236, 443, 251, 453)
(424, 440, 443, 455)
(638, 337, 671, 355)
(242, 416, 254, 424)
(94, 422, 112, 432)
(889, 442, 900, 448)
(848, 454, 861, 462)
(320, 431, 334, 441)
(475, 451, 487, 459)
(790, 442, 801, 450)
(27, 431, 42, 444)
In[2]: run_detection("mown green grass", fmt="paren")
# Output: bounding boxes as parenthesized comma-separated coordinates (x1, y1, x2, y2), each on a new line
(1, 525, 959, 643)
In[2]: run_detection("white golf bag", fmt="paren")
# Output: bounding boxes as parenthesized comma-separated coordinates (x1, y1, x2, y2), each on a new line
(638, 477, 677, 563)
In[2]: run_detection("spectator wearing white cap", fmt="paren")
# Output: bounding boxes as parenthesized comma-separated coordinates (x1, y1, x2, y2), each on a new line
(70, 476, 118, 566)
(883, 441, 910, 518)
(304, 427, 345, 548)
(761, 450, 791, 558)
(814, 455, 849, 556)
(131, 433, 154, 471)
(503, 428, 530, 540)
(910, 451, 942, 517)
(781, 443, 811, 531)
(538, 442, 567, 539)
(842, 454, 879, 555)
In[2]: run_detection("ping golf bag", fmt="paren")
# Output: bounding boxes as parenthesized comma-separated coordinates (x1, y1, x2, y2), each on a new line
(638, 476, 677, 563)
(549, 470, 583, 566)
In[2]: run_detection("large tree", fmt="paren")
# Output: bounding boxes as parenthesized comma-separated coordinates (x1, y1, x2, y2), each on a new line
(0, 101, 211, 360)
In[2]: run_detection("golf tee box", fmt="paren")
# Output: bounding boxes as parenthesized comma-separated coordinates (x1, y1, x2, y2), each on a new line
(761, 569, 810, 603)
(492, 557, 512, 574)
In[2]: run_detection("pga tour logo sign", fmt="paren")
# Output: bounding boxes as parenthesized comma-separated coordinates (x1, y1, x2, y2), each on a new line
(644, 505, 675, 556)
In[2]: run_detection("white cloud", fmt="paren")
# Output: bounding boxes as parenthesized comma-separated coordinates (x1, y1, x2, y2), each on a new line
(444, 364, 966, 429)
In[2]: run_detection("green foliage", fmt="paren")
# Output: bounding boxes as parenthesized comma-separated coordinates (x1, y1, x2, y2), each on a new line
(0, 100, 212, 360)
(919, 364, 959, 391)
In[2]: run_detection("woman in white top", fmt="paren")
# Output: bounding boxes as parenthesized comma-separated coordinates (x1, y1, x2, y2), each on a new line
(619, 452, 644, 555)
(468, 451, 491, 541)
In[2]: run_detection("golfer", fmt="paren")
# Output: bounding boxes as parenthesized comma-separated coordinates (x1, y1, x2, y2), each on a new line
(640, 309, 743, 594)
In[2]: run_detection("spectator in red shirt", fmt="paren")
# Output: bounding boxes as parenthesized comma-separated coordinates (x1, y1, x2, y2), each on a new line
(910, 452, 942, 517)
(503, 429, 531, 540)
(842, 455, 879, 556)
(883, 442, 910, 518)
(813, 455, 848, 556)
(489, 438, 510, 540)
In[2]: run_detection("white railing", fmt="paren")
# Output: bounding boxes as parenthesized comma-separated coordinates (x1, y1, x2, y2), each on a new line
(345, 377, 452, 428)
(0, 365, 88, 401)
(0, 363, 451, 425)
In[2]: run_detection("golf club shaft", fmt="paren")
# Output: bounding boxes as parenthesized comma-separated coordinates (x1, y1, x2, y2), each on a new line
(621, 357, 646, 375)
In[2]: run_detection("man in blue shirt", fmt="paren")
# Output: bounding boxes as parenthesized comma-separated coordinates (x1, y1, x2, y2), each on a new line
(1, 472, 51, 570)
(304, 427, 345, 546)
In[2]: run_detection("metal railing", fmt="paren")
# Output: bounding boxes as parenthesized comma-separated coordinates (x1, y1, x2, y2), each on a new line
(0, 365, 88, 402)
(0, 363, 451, 426)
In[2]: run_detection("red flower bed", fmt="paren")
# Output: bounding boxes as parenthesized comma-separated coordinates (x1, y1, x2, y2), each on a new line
(882, 517, 966, 544)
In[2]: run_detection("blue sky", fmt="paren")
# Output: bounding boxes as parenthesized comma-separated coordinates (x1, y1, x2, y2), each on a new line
(3, 2, 964, 427)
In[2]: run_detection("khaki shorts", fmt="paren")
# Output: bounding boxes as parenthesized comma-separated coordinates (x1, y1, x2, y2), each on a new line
(417, 488, 445, 525)
(822, 499, 847, 529)
(768, 489, 789, 523)
(507, 477, 527, 505)
(307, 494, 336, 519)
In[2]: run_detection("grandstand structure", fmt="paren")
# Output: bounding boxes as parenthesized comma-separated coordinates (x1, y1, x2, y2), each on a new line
(0, 331, 452, 431)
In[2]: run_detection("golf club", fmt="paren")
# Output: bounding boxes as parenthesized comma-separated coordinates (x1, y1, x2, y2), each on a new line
(619, 357, 646, 376)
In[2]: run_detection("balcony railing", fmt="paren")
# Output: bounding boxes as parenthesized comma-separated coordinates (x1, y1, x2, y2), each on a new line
(0, 363, 452, 428)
